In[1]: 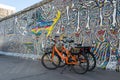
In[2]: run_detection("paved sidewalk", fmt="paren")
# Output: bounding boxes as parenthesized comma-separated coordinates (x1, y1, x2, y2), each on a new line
(0, 54, 120, 80)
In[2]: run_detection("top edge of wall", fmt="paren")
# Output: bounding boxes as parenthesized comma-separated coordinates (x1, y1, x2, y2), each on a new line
(0, 0, 53, 22)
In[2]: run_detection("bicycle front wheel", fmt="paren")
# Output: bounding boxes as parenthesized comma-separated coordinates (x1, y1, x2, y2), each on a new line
(72, 53, 89, 74)
(41, 53, 60, 70)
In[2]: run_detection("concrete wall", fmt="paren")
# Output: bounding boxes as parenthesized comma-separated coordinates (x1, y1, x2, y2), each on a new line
(0, 0, 120, 71)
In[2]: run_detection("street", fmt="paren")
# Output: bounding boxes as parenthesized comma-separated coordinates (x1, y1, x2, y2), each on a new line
(0, 54, 120, 80)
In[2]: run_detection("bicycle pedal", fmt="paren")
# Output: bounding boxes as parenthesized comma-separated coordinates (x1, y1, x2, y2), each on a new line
(68, 58, 75, 62)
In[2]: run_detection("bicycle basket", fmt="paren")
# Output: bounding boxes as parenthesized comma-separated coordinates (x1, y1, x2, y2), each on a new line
(44, 47, 52, 53)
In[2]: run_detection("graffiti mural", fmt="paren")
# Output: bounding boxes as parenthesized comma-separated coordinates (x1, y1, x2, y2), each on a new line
(0, 0, 120, 71)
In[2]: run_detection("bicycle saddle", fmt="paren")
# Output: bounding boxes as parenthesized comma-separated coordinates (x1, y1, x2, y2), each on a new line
(74, 43, 82, 47)
(66, 39, 74, 43)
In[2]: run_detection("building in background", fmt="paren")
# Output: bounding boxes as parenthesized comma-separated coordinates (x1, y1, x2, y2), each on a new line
(0, 4, 16, 19)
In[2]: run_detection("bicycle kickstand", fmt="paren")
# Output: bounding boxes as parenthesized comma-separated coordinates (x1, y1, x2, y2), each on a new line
(60, 65, 72, 74)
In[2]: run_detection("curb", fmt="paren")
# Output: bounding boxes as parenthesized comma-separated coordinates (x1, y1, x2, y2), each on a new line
(0, 51, 42, 60)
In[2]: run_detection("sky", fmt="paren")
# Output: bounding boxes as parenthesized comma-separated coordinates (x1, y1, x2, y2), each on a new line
(0, 0, 42, 12)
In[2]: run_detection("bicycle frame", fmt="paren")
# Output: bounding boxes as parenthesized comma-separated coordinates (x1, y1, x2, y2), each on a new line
(51, 44, 78, 65)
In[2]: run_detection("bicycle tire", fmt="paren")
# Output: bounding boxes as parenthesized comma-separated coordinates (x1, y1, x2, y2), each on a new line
(86, 52, 96, 71)
(72, 53, 89, 74)
(41, 53, 60, 70)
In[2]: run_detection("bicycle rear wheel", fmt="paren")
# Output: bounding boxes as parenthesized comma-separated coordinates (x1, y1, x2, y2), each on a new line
(72, 53, 89, 74)
(41, 53, 60, 70)
(86, 52, 96, 71)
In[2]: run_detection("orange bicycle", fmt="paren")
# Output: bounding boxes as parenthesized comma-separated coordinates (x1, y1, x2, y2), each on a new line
(41, 36, 89, 74)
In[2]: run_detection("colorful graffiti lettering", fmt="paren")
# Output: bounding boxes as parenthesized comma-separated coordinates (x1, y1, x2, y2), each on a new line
(31, 10, 61, 37)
